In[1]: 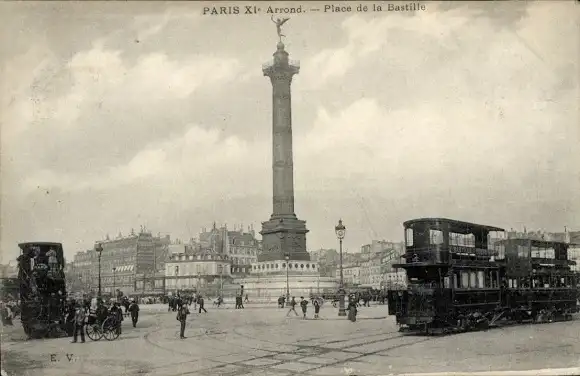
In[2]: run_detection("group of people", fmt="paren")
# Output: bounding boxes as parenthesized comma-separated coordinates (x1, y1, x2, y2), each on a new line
(168, 294, 207, 314)
(66, 297, 140, 343)
(285, 296, 322, 319)
(284, 294, 359, 321)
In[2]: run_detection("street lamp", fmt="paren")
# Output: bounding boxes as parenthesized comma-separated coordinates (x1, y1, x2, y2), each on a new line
(112, 267, 117, 299)
(95, 243, 104, 298)
(218, 264, 223, 297)
(284, 252, 290, 306)
(335, 219, 347, 317)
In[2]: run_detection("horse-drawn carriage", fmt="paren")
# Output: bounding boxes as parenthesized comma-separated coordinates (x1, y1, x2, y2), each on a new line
(85, 310, 122, 341)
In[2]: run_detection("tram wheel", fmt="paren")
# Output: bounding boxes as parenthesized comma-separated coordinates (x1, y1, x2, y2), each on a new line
(86, 323, 103, 341)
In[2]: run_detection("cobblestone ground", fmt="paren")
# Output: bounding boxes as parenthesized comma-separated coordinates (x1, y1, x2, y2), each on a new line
(2, 305, 579, 376)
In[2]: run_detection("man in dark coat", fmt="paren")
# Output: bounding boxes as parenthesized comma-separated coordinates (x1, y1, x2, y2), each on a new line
(299, 297, 308, 319)
(286, 297, 298, 317)
(71, 302, 86, 343)
(198, 295, 207, 313)
(128, 299, 140, 328)
(177, 304, 190, 339)
(313, 299, 321, 319)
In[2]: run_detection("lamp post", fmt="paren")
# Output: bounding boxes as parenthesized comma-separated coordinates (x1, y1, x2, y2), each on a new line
(219, 264, 223, 297)
(112, 267, 117, 300)
(335, 219, 347, 317)
(95, 243, 103, 298)
(284, 252, 290, 306)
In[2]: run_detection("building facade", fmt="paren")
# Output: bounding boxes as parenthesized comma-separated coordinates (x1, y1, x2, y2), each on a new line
(336, 265, 361, 286)
(164, 251, 231, 293)
(70, 228, 170, 295)
(198, 223, 260, 275)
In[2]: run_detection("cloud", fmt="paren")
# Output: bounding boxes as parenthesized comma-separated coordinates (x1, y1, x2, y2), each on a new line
(301, 7, 471, 90)
(0, 1, 577, 262)
(133, 7, 200, 42)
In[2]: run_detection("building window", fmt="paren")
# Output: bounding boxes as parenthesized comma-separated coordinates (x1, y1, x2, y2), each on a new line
(300, 264, 304, 269)
(282, 263, 286, 268)
(294, 263, 298, 269)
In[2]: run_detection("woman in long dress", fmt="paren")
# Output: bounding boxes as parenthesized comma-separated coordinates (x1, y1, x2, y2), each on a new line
(347, 294, 358, 322)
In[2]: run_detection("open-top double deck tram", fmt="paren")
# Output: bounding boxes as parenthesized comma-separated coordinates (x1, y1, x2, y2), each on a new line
(387, 218, 579, 335)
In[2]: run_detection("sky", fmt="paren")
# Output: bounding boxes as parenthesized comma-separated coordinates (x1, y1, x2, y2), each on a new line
(1, 1, 578, 263)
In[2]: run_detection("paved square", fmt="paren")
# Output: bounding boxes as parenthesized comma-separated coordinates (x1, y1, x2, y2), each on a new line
(3, 306, 580, 376)
(317, 351, 360, 361)
(272, 353, 303, 361)
(213, 353, 257, 363)
(242, 358, 282, 366)
(297, 356, 337, 365)
(271, 362, 320, 372)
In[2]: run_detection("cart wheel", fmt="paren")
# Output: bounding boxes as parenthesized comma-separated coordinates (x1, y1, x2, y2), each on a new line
(102, 317, 120, 341)
(86, 323, 103, 341)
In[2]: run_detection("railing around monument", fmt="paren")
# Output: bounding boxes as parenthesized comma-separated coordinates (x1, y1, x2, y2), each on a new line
(262, 59, 301, 70)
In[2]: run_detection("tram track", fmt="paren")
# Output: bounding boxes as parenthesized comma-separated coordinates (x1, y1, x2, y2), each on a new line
(139, 311, 409, 376)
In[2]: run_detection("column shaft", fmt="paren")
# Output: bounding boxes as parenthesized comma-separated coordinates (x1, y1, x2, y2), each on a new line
(271, 75, 295, 217)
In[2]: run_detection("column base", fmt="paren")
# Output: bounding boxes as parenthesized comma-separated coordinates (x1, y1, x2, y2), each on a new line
(338, 309, 347, 317)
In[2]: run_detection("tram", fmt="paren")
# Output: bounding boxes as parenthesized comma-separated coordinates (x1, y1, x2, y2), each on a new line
(17, 242, 68, 338)
(387, 218, 578, 334)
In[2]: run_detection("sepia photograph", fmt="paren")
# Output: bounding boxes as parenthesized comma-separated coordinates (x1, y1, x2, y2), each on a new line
(0, 1, 579, 375)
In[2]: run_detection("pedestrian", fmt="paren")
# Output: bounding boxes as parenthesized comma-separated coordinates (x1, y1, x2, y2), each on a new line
(0, 302, 13, 326)
(299, 297, 308, 319)
(347, 294, 358, 322)
(177, 303, 190, 339)
(110, 302, 124, 334)
(313, 298, 321, 319)
(244, 294, 249, 303)
(129, 299, 140, 328)
(71, 302, 86, 343)
(286, 297, 298, 317)
(198, 295, 207, 313)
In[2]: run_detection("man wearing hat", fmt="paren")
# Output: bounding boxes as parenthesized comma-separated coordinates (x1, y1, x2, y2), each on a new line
(128, 299, 140, 328)
(71, 302, 86, 343)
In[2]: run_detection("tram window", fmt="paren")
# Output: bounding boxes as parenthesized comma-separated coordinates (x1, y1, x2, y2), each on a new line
(444, 276, 451, 288)
(532, 247, 557, 259)
(430, 230, 444, 246)
(469, 272, 477, 288)
(450, 233, 475, 247)
(517, 245, 529, 258)
(477, 271, 485, 288)
(495, 242, 505, 260)
(453, 273, 459, 288)
(489, 271, 496, 288)
(406, 228, 414, 246)
(461, 272, 469, 288)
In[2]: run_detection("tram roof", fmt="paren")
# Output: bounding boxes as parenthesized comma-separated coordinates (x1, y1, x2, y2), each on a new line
(403, 218, 504, 233)
(497, 238, 580, 248)
(18, 242, 63, 252)
(18, 242, 63, 248)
